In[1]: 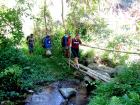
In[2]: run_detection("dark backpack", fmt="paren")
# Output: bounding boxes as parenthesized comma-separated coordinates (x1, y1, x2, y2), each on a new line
(61, 35, 68, 47)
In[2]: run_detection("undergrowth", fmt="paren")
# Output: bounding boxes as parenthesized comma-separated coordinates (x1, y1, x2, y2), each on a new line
(0, 34, 74, 103)
(88, 63, 140, 105)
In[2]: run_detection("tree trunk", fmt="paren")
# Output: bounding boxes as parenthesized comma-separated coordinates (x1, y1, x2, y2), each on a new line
(61, 0, 66, 31)
(44, 0, 47, 32)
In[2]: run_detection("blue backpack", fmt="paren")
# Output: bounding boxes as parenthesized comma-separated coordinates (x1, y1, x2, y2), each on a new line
(43, 35, 51, 48)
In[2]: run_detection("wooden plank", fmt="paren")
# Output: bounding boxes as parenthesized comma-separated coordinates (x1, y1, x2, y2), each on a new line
(88, 63, 115, 74)
(79, 64, 111, 82)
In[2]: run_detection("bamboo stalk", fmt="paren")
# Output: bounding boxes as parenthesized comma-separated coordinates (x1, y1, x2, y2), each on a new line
(81, 44, 140, 55)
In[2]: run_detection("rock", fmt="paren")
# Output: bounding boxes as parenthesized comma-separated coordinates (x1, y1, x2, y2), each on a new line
(25, 81, 89, 105)
(25, 88, 65, 105)
(59, 88, 77, 99)
(1, 101, 6, 105)
(60, 99, 68, 105)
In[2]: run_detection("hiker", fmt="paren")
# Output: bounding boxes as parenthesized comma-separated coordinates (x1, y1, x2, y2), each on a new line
(42, 33, 52, 57)
(61, 32, 71, 58)
(27, 34, 35, 54)
(71, 33, 82, 69)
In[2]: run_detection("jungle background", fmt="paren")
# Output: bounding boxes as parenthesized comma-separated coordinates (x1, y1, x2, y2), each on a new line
(0, 0, 140, 105)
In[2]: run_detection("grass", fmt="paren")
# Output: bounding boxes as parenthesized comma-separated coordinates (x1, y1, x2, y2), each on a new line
(21, 43, 75, 89)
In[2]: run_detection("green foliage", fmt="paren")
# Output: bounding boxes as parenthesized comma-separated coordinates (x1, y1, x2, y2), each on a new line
(0, 65, 22, 101)
(33, 39, 44, 55)
(0, 47, 28, 70)
(101, 38, 129, 65)
(0, 39, 74, 102)
(0, 7, 23, 48)
(88, 95, 108, 105)
(109, 96, 122, 105)
(84, 50, 95, 58)
(102, 52, 129, 65)
(80, 49, 95, 63)
(89, 63, 140, 105)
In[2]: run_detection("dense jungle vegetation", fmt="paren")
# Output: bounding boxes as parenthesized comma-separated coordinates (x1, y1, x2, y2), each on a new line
(0, 0, 140, 105)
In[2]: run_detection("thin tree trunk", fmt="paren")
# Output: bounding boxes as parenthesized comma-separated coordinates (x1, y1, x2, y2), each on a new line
(44, 0, 47, 32)
(61, 0, 66, 31)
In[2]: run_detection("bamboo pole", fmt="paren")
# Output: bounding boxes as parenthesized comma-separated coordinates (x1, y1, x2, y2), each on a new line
(81, 44, 140, 55)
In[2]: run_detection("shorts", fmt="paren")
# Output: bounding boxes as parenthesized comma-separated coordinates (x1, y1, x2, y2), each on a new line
(29, 44, 34, 52)
(71, 48, 79, 58)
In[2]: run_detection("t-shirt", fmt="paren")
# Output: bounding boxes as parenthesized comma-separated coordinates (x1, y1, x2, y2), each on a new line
(71, 38, 82, 49)
(27, 36, 34, 45)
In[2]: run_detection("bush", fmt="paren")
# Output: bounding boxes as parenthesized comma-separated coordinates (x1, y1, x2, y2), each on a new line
(0, 47, 29, 70)
(88, 63, 140, 105)
(0, 65, 22, 91)
(0, 65, 24, 101)
(82, 49, 95, 58)
(0, 7, 23, 48)
(0, 47, 32, 101)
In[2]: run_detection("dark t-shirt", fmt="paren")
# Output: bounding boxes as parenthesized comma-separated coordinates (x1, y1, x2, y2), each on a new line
(27, 36, 34, 45)
(71, 38, 82, 49)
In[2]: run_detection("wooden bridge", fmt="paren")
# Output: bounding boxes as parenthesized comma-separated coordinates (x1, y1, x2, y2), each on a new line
(69, 60, 112, 82)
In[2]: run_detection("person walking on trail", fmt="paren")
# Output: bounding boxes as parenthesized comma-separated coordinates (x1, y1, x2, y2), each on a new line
(42, 33, 52, 57)
(27, 34, 35, 54)
(61, 32, 71, 58)
(71, 33, 82, 69)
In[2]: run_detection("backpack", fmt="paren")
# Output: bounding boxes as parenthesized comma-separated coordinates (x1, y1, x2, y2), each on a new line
(61, 35, 68, 47)
(43, 35, 51, 48)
